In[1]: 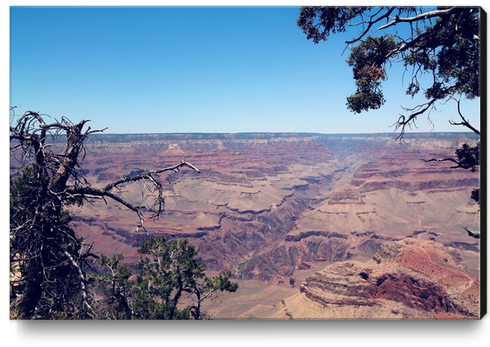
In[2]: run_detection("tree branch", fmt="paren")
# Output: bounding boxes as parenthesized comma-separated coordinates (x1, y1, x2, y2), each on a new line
(392, 84, 458, 140)
(421, 157, 462, 169)
(464, 226, 480, 239)
(345, 7, 396, 46)
(65, 159, 200, 230)
(392, 98, 437, 140)
(378, 7, 457, 31)
(65, 186, 146, 226)
(448, 97, 480, 135)
(64, 250, 96, 319)
(101, 159, 200, 193)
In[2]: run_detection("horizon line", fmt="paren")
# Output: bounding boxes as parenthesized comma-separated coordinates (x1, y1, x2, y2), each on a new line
(89, 130, 478, 136)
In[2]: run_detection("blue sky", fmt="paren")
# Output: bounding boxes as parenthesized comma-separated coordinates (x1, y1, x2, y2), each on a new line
(10, 5, 481, 134)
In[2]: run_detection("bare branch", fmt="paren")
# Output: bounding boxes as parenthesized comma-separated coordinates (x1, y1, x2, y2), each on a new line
(64, 250, 96, 318)
(348, 7, 384, 28)
(65, 186, 146, 226)
(378, 7, 458, 31)
(101, 159, 200, 193)
(71, 158, 202, 227)
(345, 7, 396, 47)
(392, 98, 437, 140)
(421, 157, 461, 169)
(392, 83, 459, 140)
(448, 97, 480, 135)
(464, 226, 480, 239)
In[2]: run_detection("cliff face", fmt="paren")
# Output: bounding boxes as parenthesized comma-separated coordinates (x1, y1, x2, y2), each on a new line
(238, 238, 480, 319)
(300, 238, 479, 319)
(68, 132, 480, 285)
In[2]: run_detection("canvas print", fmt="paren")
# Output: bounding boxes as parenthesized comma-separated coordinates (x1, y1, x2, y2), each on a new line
(10, 6, 482, 320)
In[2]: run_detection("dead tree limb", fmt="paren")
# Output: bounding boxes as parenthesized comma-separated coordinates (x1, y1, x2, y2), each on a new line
(421, 157, 464, 169)
(9, 110, 200, 319)
(378, 7, 458, 31)
(448, 97, 480, 136)
(464, 226, 480, 239)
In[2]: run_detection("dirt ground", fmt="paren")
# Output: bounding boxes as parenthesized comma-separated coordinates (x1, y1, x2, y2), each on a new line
(202, 262, 332, 319)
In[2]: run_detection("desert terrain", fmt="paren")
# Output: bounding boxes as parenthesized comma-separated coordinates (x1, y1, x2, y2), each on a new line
(65, 132, 480, 319)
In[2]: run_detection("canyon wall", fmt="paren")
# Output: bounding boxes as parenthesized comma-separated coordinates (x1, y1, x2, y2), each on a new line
(63, 132, 480, 318)
(70, 132, 479, 277)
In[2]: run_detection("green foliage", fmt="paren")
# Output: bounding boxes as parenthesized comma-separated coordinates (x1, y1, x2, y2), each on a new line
(346, 36, 401, 113)
(135, 236, 237, 319)
(297, 6, 373, 44)
(471, 188, 480, 206)
(94, 254, 135, 319)
(455, 142, 480, 171)
(91, 236, 238, 320)
(404, 11, 480, 100)
(297, 7, 480, 114)
(455, 142, 480, 206)
(134, 237, 203, 319)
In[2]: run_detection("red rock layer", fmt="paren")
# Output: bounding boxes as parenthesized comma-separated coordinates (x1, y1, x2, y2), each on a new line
(300, 238, 480, 319)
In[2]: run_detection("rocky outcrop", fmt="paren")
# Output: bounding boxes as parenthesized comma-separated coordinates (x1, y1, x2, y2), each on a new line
(327, 188, 365, 204)
(297, 239, 480, 319)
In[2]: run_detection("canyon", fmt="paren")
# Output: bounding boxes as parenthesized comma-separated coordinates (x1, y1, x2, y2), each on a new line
(66, 132, 480, 319)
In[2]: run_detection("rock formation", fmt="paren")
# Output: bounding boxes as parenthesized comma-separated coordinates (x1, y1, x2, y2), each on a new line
(238, 238, 480, 319)
(59, 132, 480, 318)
